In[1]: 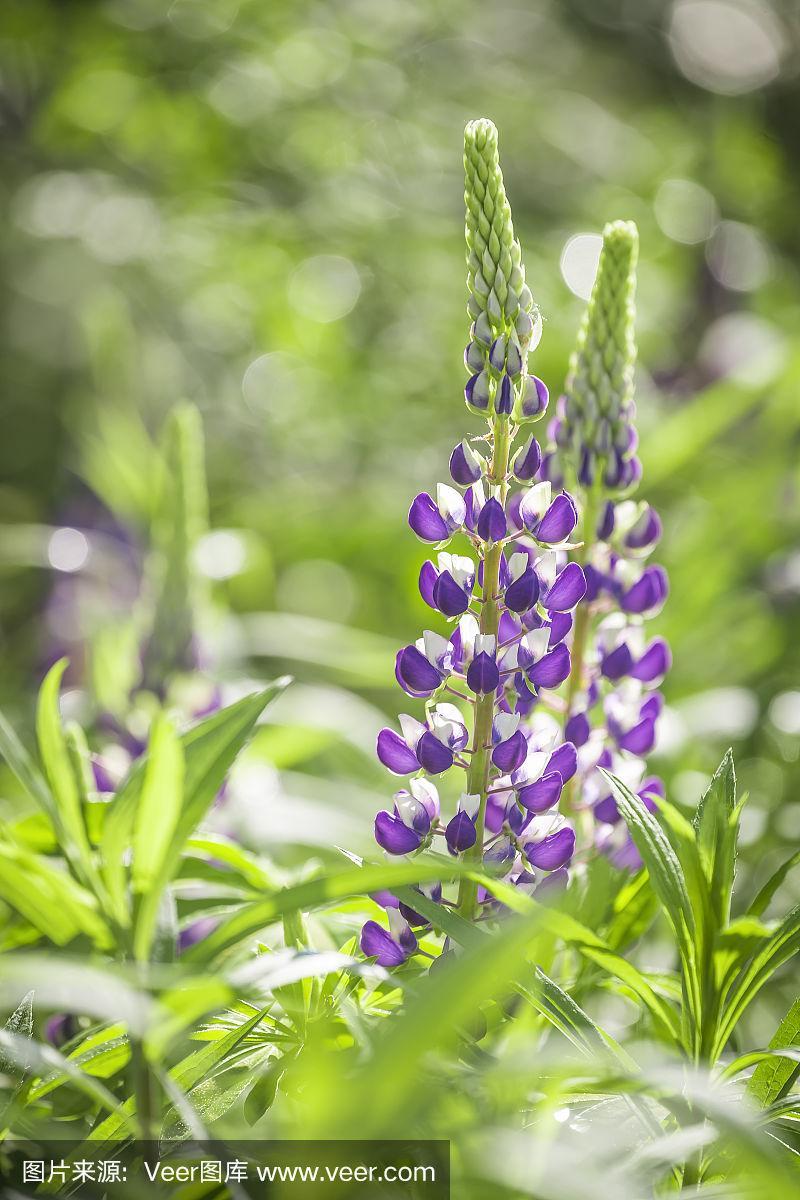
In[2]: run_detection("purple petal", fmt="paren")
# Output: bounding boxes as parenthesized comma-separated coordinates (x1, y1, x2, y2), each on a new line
(445, 810, 477, 853)
(621, 566, 668, 615)
(631, 638, 671, 683)
(467, 651, 500, 694)
(408, 493, 448, 542)
(492, 730, 528, 773)
(594, 793, 619, 825)
(449, 441, 482, 486)
(564, 711, 590, 747)
(433, 571, 471, 618)
(477, 497, 507, 543)
(520, 374, 549, 419)
(395, 646, 442, 697)
(641, 693, 664, 721)
(512, 435, 542, 481)
(578, 448, 596, 487)
(601, 642, 634, 682)
(518, 771, 563, 813)
(528, 643, 571, 690)
(525, 826, 576, 871)
(535, 493, 578, 544)
(371, 890, 400, 908)
(505, 568, 539, 614)
(548, 611, 573, 646)
(415, 731, 455, 775)
(617, 717, 656, 755)
(496, 373, 513, 415)
(625, 505, 661, 551)
(583, 563, 606, 603)
(596, 501, 615, 541)
(360, 920, 413, 966)
(546, 741, 577, 783)
(485, 792, 507, 834)
(374, 810, 422, 854)
(465, 371, 490, 412)
(418, 561, 438, 609)
(377, 728, 420, 774)
(542, 563, 587, 612)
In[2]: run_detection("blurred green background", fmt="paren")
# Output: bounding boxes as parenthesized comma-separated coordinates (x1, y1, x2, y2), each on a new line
(1, 0, 800, 886)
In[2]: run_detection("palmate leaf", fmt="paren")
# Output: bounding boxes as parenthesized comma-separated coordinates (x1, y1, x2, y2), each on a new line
(87, 1004, 273, 1141)
(27, 1023, 131, 1102)
(0, 1030, 136, 1133)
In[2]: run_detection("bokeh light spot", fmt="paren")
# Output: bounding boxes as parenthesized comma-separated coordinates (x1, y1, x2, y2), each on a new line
(560, 234, 603, 300)
(706, 221, 771, 292)
(48, 528, 90, 573)
(288, 255, 361, 324)
(654, 178, 717, 244)
(668, 0, 786, 95)
(194, 530, 248, 580)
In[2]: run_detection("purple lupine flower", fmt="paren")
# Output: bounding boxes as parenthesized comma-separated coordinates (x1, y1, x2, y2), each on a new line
(361, 119, 627, 969)
(449, 439, 484, 485)
(361, 909, 418, 966)
(539, 222, 670, 869)
(408, 484, 466, 543)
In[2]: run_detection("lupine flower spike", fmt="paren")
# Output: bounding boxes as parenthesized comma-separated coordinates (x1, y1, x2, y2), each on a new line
(362, 119, 587, 965)
(545, 220, 670, 867)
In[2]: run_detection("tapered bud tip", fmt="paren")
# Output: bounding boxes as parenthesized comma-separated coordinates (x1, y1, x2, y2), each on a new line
(602, 219, 639, 261)
(464, 117, 498, 151)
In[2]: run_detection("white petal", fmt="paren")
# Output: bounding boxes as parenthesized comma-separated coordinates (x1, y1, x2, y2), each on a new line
(508, 551, 529, 583)
(474, 633, 497, 656)
(398, 713, 426, 749)
(520, 481, 551, 526)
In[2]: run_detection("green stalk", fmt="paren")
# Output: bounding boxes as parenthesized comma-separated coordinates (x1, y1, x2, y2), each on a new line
(458, 415, 512, 920)
(562, 486, 597, 820)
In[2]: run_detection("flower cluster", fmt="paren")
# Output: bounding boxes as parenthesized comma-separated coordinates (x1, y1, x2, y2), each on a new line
(544, 221, 670, 869)
(362, 119, 587, 967)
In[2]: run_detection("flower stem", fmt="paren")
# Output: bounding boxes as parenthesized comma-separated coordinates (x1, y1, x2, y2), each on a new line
(458, 415, 511, 919)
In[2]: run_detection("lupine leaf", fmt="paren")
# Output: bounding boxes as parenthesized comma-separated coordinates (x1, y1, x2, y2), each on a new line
(603, 770, 702, 1051)
(131, 713, 184, 895)
(714, 904, 800, 1058)
(0, 708, 53, 815)
(181, 858, 478, 964)
(604, 870, 659, 951)
(0, 1030, 135, 1131)
(0, 842, 108, 946)
(35, 661, 95, 883)
(87, 1004, 272, 1141)
(27, 1024, 130, 1101)
(0, 990, 34, 1074)
(748, 849, 800, 918)
(102, 682, 287, 926)
(746, 999, 800, 1106)
(693, 750, 738, 926)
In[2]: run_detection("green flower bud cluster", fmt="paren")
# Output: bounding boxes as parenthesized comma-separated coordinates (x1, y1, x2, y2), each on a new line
(463, 119, 545, 423)
(550, 220, 641, 492)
